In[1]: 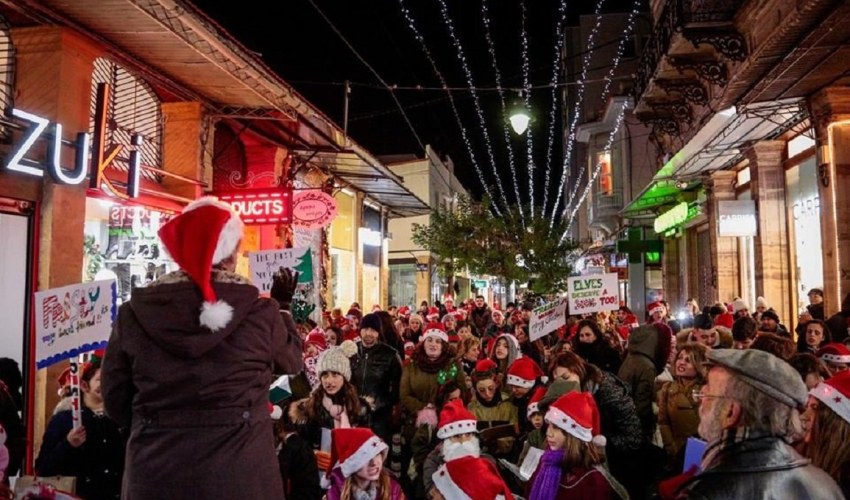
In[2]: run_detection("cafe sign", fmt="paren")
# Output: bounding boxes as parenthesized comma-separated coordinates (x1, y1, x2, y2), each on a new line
(292, 190, 338, 228)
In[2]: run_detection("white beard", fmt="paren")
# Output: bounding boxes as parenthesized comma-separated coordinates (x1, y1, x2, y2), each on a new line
(441, 437, 481, 462)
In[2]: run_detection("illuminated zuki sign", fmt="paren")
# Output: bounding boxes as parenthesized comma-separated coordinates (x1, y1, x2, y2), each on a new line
(217, 188, 292, 225)
(3, 83, 144, 199)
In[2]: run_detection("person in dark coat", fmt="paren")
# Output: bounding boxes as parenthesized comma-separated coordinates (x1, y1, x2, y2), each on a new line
(470, 296, 493, 337)
(0, 361, 24, 479)
(275, 400, 321, 500)
(827, 292, 850, 344)
(36, 360, 124, 500)
(102, 197, 304, 500)
(572, 319, 622, 374)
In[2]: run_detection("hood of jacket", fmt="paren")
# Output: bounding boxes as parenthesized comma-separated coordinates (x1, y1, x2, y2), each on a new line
(628, 325, 660, 360)
(129, 269, 262, 359)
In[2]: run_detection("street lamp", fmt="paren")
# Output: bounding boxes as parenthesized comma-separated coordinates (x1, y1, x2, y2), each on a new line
(509, 91, 531, 135)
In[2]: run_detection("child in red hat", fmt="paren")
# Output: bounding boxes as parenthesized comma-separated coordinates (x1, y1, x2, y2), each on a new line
(326, 427, 403, 500)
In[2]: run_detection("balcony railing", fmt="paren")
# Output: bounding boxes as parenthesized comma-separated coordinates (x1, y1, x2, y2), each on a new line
(589, 187, 624, 225)
(635, 0, 742, 103)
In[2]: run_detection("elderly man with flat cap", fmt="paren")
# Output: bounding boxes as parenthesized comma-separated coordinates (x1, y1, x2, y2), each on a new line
(672, 349, 843, 499)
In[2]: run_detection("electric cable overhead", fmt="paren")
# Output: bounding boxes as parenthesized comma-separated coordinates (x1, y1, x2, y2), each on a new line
(305, 0, 425, 151)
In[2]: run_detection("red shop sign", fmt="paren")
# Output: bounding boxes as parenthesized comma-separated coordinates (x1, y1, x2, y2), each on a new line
(217, 188, 292, 225)
(292, 190, 338, 228)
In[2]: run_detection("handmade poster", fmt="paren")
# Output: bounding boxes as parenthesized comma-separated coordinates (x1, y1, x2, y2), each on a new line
(566, 273, 620, 315)
(529, 298, 568, 341)
(34, 280, 116, 369)
(247, 247, 313, 294)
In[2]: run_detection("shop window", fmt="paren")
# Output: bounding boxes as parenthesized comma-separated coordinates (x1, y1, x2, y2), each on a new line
(597, 152, 612, 196)
(0, 15, 14, 140)
(389, 263, 417, 308)
(89, 58, 162, 183)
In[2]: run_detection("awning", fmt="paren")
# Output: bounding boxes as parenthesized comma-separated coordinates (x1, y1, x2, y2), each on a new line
(294, 151, 430, 218)
(623, 98, 807, 219)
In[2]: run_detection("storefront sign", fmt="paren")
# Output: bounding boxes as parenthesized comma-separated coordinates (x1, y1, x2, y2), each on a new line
(529, 298, 568, 341)
(293, 190, 338, 228)
(247, 247, 312, 293)
(566, 273, 620, 315)
(34, 280, 117, 369)
(718, 200, 757, 237)
(473, 279, 488, 289)
(4, 83, 146, 198)
(654, 202, 689, 234)
(218, 188, 292, 225)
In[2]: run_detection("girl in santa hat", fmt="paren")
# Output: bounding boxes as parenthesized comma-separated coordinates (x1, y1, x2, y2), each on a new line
(805, 370, 850, 497)
(528, 392, 627, 500)
(326, 427, 404, 500)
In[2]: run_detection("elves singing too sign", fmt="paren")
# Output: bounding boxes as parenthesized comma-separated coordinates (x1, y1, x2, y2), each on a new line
(566, 273, 620, 315)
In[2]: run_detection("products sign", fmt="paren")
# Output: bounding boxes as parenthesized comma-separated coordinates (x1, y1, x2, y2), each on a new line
(529, 298, 568, 342)
(34, 280, 117, 369)
(566, 273, 620, 315)
(108, 205, 172, 230)
(292, 190, 338, 228)
(218, 188, 292, 225)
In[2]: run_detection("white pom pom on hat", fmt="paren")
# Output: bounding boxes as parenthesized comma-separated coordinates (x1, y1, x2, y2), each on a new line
(157, 196, 244, 332)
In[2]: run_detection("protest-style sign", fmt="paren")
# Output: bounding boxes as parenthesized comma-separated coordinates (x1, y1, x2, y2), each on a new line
(248, 247, 313, 293)
(529, 298, 568, 341)
(566, 273, 620, 315)
(34, 280, 116, 369)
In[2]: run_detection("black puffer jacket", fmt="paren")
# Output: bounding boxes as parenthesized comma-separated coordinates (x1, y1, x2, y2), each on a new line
(350, 341, 402, 415)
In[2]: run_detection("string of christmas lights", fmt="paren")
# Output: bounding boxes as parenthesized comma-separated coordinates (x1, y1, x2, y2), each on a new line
(520, 0, 535, 218)
(436, 0, 511, 212)
(560, 102, 627, 242)
(481, 0, 525, 228)
(559, 0, 640, 226)
(548, 0, 607, 228)
(398, 0, 502, 216)
(540, 0, 568, 218)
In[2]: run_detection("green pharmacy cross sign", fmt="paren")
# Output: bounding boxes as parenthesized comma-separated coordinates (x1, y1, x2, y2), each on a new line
(616, 227, 663, 264)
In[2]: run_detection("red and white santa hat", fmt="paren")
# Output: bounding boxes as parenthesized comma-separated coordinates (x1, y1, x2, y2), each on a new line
(817, 343, 850, 365)
(545, 391, 605, 446)
(526, 386, 547, 419)
(423, 322, 449, 343)
(398, 305, 411, 318)
(432, 455, 514, 500)
(506, 356, 545, 389)
(647, 301, 666, 317)
(810, 370, 850, 424)
(471, 359, 499, 383)
(436, 399, 478, 440)
(329, 427, 388, 479)
(157, 196, 244, 332)
(454, 309, 468, 321)
(427, 306, 441, 321)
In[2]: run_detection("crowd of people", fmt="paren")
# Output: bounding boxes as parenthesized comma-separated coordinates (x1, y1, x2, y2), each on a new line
(2, 197, 850, 499)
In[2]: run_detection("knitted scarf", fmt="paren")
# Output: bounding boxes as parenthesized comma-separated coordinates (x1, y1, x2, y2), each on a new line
(413, 347, 453, 374)
(322, 394, 351, 429)
(529, 448, 565, 500)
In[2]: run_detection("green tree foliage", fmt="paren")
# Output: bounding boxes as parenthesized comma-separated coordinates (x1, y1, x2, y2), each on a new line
(412, 196, 576, 296)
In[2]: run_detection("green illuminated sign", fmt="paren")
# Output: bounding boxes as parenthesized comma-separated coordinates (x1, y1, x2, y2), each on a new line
(654, 202, 689, 234)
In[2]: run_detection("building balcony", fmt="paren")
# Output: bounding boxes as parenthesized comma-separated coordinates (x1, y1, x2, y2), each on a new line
(589, 188, 624, 236)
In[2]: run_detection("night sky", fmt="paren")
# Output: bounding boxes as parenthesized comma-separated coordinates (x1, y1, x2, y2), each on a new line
(191, 0, 637, 206)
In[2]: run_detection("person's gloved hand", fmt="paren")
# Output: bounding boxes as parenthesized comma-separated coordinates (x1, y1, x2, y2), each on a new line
(270, 267, 299, 310)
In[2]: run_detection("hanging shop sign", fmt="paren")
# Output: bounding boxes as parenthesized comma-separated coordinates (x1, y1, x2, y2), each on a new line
(3, 84, 146, 199)
(718, 200, 757, 237)
(654, 202, 688, 234)
(566, 273, 620, 315)
(293, 190, 338, 228)
(217, 188, 292, 225)
(34, 280, 117, 369)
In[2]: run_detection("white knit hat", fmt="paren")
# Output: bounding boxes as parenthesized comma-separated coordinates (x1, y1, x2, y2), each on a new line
(317, 346, 352, 381)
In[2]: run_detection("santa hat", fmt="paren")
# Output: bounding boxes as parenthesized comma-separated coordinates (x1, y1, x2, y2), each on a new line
(436, 399, 478, 439)
(810, 371, 850, 424)
(305, 328, 327, 352)
(647, 301, 665, 317)
(404, 341, 416, 358)
(454, 309, 468, 321)
(157, 196, 244, 332)
(732, 299, 749, 313)
(423, 322, 448, 343)
(432, 455, 514, 500)
(506, 357, 545, 389)
(471, 359, 498, 382)
(444, 296, 455, 304)
(545, 391, 605, 446)
(817, 343, 850, 365)
(329, 428, 388, 479)
(526, 386, 547, 419)
(427, 306, 441, 321)
(398, 305, 411, 318)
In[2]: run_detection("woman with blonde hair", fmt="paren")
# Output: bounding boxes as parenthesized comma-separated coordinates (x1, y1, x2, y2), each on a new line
(455, 336, 481, 380)
(657, 343, 709, 471)
(805, 370, 850, 497)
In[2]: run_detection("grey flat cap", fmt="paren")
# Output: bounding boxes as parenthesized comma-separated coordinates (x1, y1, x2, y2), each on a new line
(706, 348, 807, 408)
(708, 349, 808, 408)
